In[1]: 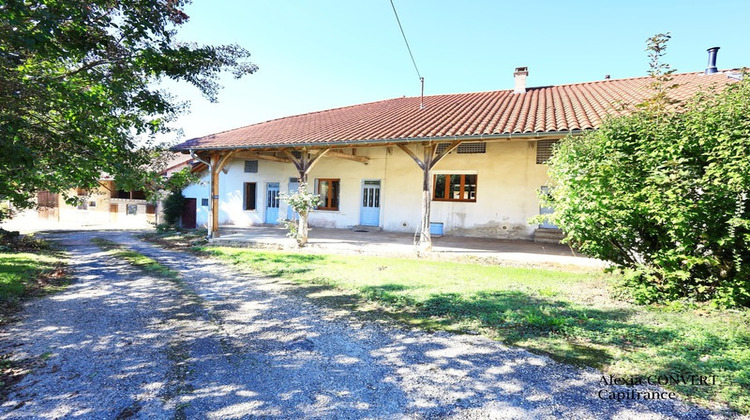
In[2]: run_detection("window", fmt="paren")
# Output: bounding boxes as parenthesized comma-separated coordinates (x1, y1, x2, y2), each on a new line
(146, 204, 156, 214)
(244, 160, 258, 173)
(112, 189, 146, 199)
(536, 140, 559, 164)
(88, 201, 97, 208)
(126, 204, 138, 215)
(435, 142, 486, 154)
(244, 182, 257, 210)
(433, 174, 477, 202)
(201, 198, 209, 207)
(317, 179, 340, 210)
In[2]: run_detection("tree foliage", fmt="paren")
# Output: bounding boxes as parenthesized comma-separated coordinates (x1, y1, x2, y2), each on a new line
(546, 60, 750, 306)
(161, 188, 184, 227)
(0, 0, 257, 218)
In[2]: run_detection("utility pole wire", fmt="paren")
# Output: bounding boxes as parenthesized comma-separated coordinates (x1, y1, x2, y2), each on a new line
(390, 0, 421, 78)
(389, 0, 425, 109)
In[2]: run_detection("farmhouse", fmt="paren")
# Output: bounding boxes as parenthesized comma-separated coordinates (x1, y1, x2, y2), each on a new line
(173, 58, 741, 242)
(32, 155, 191, 229)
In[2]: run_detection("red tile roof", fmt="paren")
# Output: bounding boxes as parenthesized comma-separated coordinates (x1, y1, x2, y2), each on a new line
(174, 70, 741, 151)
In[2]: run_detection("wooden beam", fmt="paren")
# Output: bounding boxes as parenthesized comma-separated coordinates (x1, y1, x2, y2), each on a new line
(325, 150, 369, 164)
(282, 150, 303, 173)
(304, 148, 330, 174)
(429, 140, 462, 169)
(396, 144, 426, 170)
(215, 150, 236, 173)
(281, 148, 330, 182)
(233, 151, 291, 163)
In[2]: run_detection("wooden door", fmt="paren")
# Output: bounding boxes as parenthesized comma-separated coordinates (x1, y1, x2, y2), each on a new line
(182, 198, 197, 229)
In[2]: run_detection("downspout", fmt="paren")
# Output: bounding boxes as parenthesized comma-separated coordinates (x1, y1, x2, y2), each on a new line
(190, 150, 213, 240)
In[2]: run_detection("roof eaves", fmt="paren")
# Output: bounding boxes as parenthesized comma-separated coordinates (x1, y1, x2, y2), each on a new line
(172, 130, 580, 152)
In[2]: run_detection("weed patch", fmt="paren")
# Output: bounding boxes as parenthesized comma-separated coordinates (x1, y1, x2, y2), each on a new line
(92, 238, 179, 279)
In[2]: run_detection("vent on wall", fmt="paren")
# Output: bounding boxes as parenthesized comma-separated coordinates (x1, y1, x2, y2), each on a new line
(244, 160, 258, 173)
(536, 140, 559, 164)
(436, 142, 487, 155)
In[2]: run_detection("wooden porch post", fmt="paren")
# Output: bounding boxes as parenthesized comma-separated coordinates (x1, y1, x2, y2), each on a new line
(397, 141, 462, 253)
(209, 151, 235, 238)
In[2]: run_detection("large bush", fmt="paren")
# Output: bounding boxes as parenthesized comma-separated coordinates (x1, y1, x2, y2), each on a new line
(546, 75, 750, 306)
(162, 190, 185, 227)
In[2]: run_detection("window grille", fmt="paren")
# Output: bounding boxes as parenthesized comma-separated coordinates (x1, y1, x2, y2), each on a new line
(244, 160, 258, 173)
(457, 142, 486, 154)
(435, 142, 486, 154)
(536, 140, 558, 164)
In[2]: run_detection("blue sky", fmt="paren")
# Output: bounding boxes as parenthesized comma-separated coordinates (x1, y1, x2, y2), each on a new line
(162, 0, 750, 143)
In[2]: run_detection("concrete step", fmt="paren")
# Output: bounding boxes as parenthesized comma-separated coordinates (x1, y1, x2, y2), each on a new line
(350, 225, 382, 233)
(534, 228, 564, 244)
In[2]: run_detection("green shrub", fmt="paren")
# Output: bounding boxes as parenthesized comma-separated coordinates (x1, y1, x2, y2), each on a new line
(546, 75, 750, 306)
(162, 190, 185, 227)
(543, 35, 749, 307)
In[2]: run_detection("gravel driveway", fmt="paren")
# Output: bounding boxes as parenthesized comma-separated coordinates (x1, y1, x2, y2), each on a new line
(0, 231, 730, 419)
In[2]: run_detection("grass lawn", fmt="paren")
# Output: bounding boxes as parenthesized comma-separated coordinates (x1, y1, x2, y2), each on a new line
(0, 236, 68, 394)
(198, 245, 749, 414)
(0, 249, 68, 325)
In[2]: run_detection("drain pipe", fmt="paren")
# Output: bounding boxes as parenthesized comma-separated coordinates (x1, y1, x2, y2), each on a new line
(189, 150, 213, 240)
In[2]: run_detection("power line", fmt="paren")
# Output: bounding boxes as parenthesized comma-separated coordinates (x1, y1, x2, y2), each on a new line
(389, 0, 425, 109)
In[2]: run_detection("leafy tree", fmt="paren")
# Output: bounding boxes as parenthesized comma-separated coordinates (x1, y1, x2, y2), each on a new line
(0, 0, 257, 220)
(279, 183, 320, 247)
(544, 35, 749, 306)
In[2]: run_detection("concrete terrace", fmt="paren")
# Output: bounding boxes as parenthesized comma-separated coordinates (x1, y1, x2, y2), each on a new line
(210, 226, 606, 269)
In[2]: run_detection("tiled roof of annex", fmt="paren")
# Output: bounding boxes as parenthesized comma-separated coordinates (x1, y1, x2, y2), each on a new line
(174, 70, 740, 151)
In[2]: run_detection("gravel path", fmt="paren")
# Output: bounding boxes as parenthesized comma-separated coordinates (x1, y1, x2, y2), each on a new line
(0, 231, 731, 419)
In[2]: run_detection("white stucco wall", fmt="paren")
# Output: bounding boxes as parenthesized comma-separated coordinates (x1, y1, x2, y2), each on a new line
(182, 140, 552, 239)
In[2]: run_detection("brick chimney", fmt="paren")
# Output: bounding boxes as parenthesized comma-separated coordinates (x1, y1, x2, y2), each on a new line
(514, 67, 528, 94)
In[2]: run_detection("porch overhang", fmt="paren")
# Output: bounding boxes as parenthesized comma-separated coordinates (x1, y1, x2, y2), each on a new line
(171, 130, 580, 154)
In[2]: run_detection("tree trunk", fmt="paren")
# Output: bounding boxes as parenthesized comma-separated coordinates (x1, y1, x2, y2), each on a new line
(419, 166, 432, 253)
(418, 144, 434, 253)
(297, 210, 309, 247)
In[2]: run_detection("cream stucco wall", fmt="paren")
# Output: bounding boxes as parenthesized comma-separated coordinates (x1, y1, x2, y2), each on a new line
(55, 184, 154, 228)
(183, 140, 552, 239)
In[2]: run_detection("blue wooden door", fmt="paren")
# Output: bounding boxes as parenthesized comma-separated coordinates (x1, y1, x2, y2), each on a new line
(286, 179, 299, 220)
(539, 186, 558, 229)
(265, 183, 280, 224)
(360, 180, 381, 226)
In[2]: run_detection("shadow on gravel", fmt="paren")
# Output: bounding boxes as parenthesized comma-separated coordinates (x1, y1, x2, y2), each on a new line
(0, 238, 181, 418)
(10, 231, 710, 419)
(128, 241, 710, 419)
